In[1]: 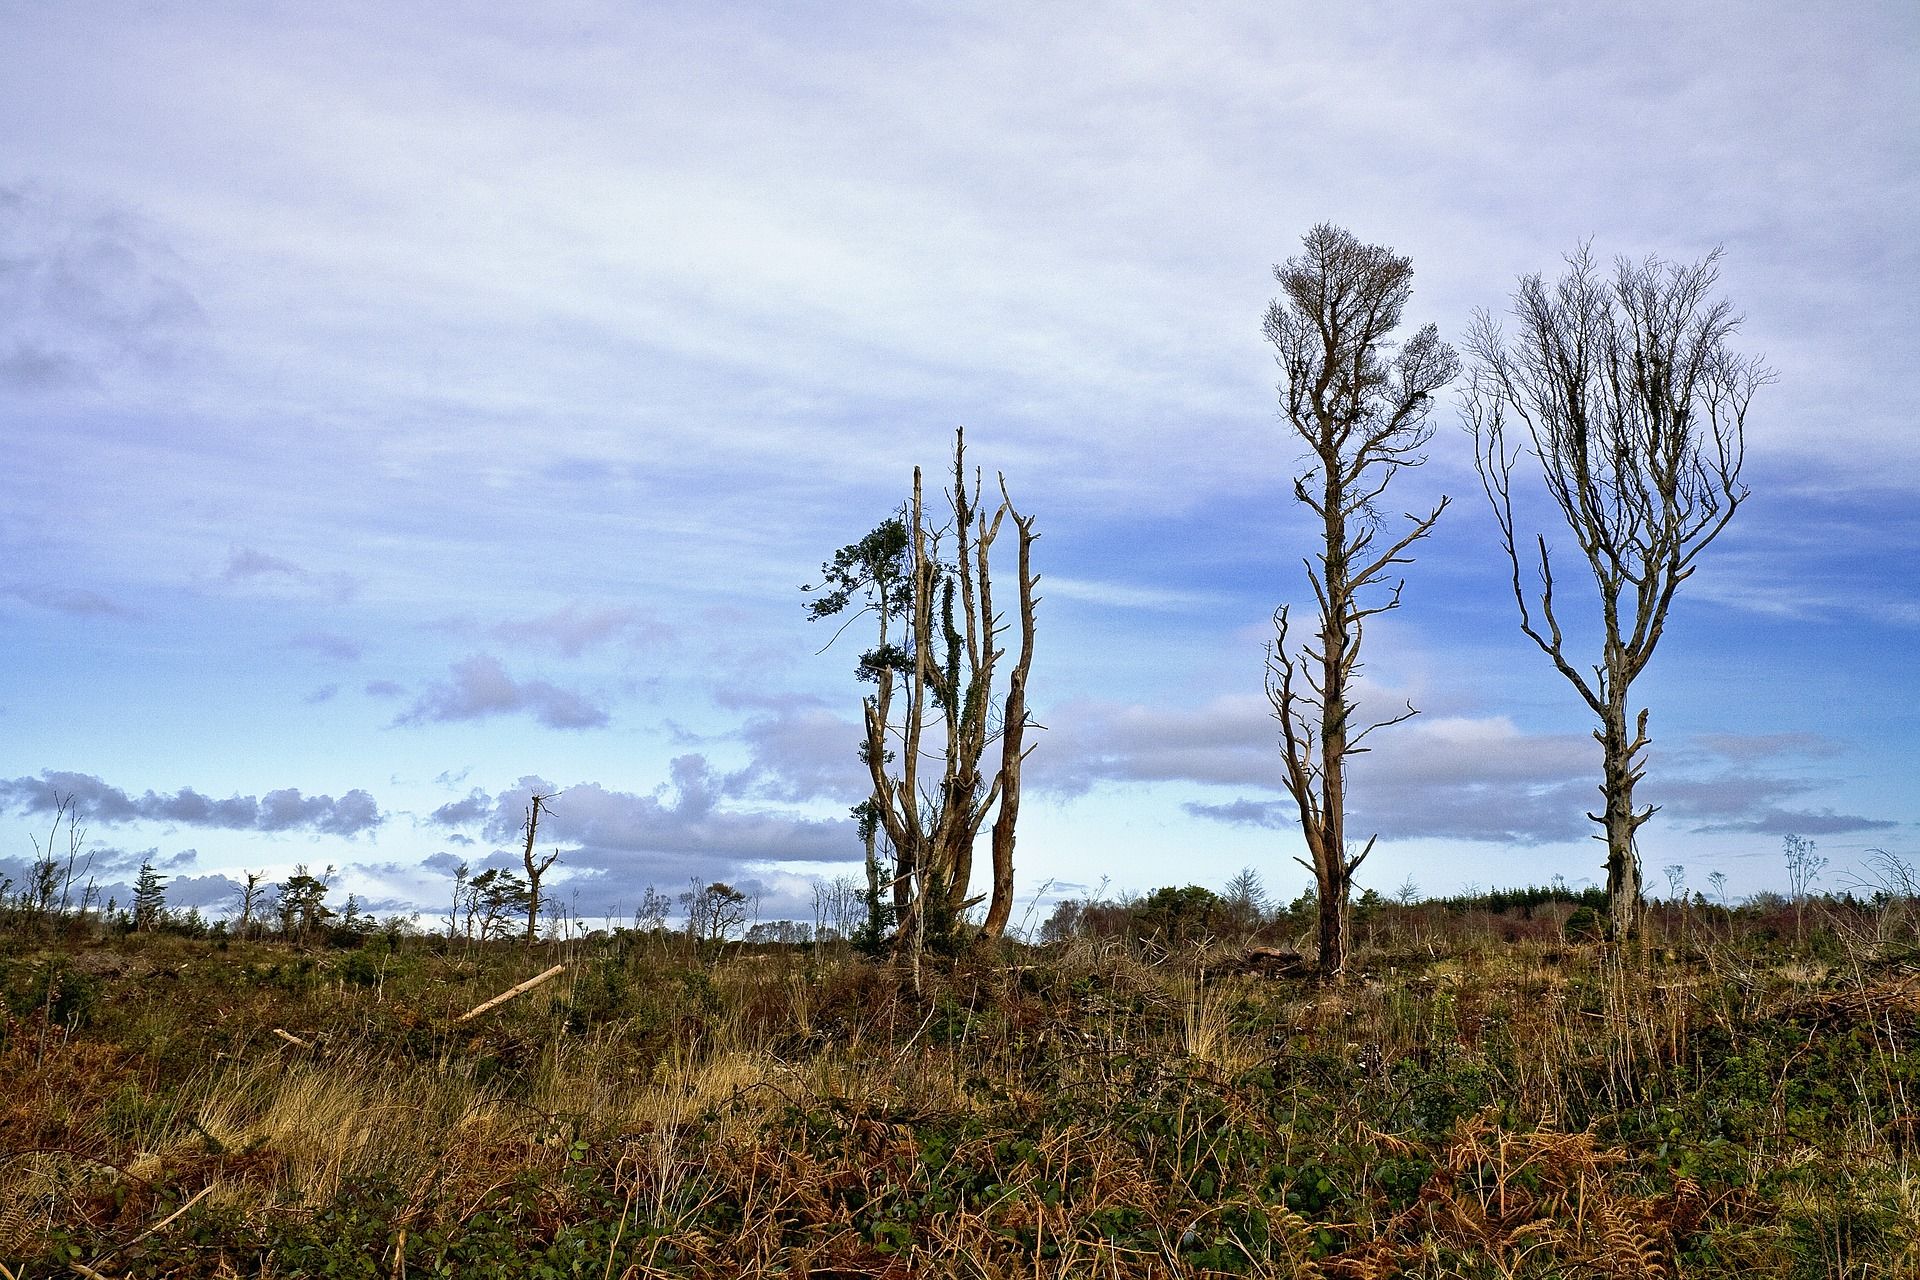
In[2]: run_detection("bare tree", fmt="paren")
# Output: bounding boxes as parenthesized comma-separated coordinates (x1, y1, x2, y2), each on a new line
(520, 790, 560, 945)
(1465, 246, 1770, 940)
(1264, 224, 1458, 981)
(446, 861, 471, 939)
(1784, 833, 1826, 945)
(235, 870, 267, 937)
(634, 885, 671, 935)
(25, 791, 92, 927)
(807, 428, 1041, 964)
(886, 430, 1040, 956)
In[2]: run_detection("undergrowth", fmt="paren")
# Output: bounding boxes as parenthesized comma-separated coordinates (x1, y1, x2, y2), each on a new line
(1, 915, 1915, 1277)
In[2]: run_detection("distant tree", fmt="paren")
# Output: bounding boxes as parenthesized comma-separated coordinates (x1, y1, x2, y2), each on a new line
(1134, 885, 1231, 945)
(25, 791, 92, 924)
(22, 806, 66, 921)
(1222, 866, 1270, 931)
(132, 860, 168, 932)
(1783, 834, 1826, 903)
(1264, 223, 1458, 981)
(1037, 897, 1085, 944)
(518, 791, 561, 945)
(746, 920, 813, 945)
(469, 868, 530, 941)
(235, 870, 268, 938)
(681, 880, 748, 944)
(277, 863, 335, 942)
(810, 873, 870, 951)
(1783, 833, 1827, 945)
(1465, 246, 1771, 940)
(444, 861, 471, 939)
(634, 885, 672, 935)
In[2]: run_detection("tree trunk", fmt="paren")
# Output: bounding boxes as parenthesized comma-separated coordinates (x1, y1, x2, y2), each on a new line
(1317, 867, 1348, 979)
(837, 434, 1039, 957)
(981, 495, 1037, 940)
(1599, 703, 1643, 940)
(862, 821, 885, 944)
(1314, 474, 1352, 981)
(522, 794, 557, 947)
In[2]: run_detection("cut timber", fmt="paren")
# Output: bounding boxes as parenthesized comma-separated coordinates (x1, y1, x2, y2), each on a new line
(454, 963, 567, 1023)
(1240, 947, 1311, 979)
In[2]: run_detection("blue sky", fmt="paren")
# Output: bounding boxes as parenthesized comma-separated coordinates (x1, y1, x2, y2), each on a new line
(2, 1, 1916, 925)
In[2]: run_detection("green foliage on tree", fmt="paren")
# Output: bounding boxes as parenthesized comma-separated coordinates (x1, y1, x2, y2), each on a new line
(276, 864, 335, 943)
(1134, 886, 1230, 944)
(131, 861, 167, 932)
(469, 868, 531, 941)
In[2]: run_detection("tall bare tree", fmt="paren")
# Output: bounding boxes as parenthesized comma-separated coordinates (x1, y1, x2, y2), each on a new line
(235, 870, 267, 938)
(521, 790, 560, 945)
(1464, 246, 1770, 939)
(807, 428, 1040, 964)
(1264, 223, 1457, 981)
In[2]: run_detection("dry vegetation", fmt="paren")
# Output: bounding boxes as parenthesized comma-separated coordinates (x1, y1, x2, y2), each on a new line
(3, 896, 1917, 1278)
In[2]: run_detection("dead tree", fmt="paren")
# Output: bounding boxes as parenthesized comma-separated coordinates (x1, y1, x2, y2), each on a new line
(521, 790, 560, 945)
(1264, 224, 1457, 982)
(807, 428, 1040, 963)
(236, 870, 267, 938)
(1464, 246, 1770, 940)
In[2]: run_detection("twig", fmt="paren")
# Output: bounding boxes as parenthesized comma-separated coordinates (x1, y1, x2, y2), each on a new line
(454, 963, 568, 1023)
(272, 1028, 310, 1048)
(85, 1183, 214, 1271)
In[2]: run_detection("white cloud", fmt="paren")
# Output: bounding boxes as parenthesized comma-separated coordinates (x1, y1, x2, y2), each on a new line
(394, 655, 610, 730)
(1046, 577, 1229, 612)
(492, 602, 669, 658)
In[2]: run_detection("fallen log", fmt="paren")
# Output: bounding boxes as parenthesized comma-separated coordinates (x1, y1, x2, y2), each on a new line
(454, 963, 568, 1023)
(1239, 947, 1311, 979)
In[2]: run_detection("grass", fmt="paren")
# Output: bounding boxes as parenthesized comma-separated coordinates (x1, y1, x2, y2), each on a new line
(1, 904, 1916, 1277)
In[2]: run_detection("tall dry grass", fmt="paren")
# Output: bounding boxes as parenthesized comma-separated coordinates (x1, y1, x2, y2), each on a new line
(2, 906, 1916, 1275)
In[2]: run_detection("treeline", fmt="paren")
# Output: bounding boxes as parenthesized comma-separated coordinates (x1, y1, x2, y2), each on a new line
(0, 851, 407, 947)
(1033, 861, 1920, 955)
(1034, 874, 1613, 946)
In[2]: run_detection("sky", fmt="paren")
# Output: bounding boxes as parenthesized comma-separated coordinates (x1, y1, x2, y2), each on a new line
(2, 1, 1916, 929)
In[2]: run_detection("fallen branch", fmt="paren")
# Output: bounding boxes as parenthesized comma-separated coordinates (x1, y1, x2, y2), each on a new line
(83, 1182, 214, 1273)
(271, 1028, 310, 1049)
(454, 963, 567, 1023)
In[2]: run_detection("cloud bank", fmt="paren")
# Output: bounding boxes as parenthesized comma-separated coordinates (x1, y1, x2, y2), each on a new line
(0, 771, 383, 837)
